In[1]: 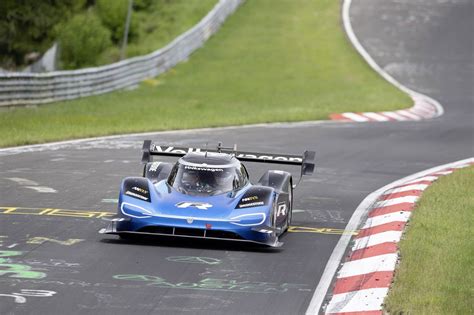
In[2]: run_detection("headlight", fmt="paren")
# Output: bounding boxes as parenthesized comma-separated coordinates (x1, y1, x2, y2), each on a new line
(120, 202, 153, 219)
(230, 213, 266, 226)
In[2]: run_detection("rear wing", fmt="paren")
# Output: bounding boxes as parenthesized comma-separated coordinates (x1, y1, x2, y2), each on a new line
(141, 140, 315, 180)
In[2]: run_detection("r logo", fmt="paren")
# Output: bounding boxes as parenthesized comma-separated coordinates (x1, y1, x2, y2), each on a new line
(276, 204, 287, 217)
(175, 202, 213, 210)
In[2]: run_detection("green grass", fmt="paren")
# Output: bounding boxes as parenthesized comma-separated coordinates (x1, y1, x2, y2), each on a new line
(385, 166, 474, 315)
(0, 0, 411, 148)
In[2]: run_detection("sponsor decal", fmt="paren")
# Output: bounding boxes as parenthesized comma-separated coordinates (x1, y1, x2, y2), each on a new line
(276, 203, 287, 217)
(236, 154, 302, 163)
(241, 196, 258, 202)
(131, 186, 148, 194)
(238, 201, 264, 208)
(152, 145, 302, 163)
(176, 202, 213, 210)
(125, 191, 148, 201)
(148, 162, 161, 172)
(186, 218, 194, 224)
(236, 189, 271, 209)
(123, 179, 150, 202)
(184, 165, 223, 172)
(153, 146, 202, 154)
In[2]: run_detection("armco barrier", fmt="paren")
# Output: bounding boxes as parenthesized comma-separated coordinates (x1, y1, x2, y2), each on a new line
(0, 0, 243, 107)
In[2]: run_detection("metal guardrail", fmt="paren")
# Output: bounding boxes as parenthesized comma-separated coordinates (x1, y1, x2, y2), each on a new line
(0, 0, 243, 107)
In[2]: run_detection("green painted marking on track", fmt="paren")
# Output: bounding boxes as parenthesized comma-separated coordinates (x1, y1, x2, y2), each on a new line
(0, 251, 46, 279)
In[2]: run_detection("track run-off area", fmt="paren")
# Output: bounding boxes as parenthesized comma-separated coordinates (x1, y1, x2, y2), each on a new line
(1, 0, 472, 314)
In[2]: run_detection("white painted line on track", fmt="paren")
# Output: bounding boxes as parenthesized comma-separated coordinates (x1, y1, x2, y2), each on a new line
(7, 177, 57, 193)
(325, 287, 389, 313)
(306, 157, 474, 314)
(381, 111, 410, 121)
(362, 211, 412, 229)
(337, 254, 398, 278)
(363, 112, 391, 122)
(24, 186, 57, 193)
(352, 231, 403, 251)
(410, 107, 432, 117)
(404, 175, 439, 184)
(7, 177, 39, 186)
(383, 184, 428, 194)
(432, 170, 454, 175)
(374, 195, 419, 208)
(341, 113, 370, 122)
(397, 110, 422, 120)
(452, 164, 472, 169)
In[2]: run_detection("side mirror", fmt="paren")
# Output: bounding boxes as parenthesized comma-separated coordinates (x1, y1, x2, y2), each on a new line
(233, 176, 240, 190)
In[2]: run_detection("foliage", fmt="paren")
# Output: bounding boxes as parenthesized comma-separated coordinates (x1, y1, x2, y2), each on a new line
(97, 0, 216, 64)
(0, 0, 214, 69)
(57, 12, 111, 69)
(96, 0, 138, 44)
(0, 0, 86, 69)
(133, 0, 153, 11)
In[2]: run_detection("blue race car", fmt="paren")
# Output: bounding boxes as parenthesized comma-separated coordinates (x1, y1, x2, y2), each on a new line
(100, 140, 315, 247)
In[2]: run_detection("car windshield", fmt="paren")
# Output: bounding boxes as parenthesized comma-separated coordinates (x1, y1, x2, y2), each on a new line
(168, 163, 243, 196)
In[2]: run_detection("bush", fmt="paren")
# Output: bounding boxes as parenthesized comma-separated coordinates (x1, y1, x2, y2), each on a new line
(0, 0, 87, 69)
(58, 12, 112, 69)
(133, 0, 153, 11)
(96, 0, 138, 44)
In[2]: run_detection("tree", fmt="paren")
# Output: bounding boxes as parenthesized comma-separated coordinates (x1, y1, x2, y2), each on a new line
(96, 0, 138, 44)
(0, 0, 86, 69)
(58, 11, 112, 69)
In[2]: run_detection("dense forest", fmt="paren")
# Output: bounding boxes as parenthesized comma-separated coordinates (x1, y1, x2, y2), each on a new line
(0, 0, 215, 71)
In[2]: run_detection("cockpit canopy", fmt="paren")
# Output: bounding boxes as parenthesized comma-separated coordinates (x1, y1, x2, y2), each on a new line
(167, 153, 249, 196)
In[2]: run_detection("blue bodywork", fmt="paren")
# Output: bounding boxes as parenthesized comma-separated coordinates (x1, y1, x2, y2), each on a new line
(99, 140, 315, 248)
(102, 177, 285, 247)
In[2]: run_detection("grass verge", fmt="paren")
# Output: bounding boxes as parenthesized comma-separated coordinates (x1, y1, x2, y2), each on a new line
(384, 166, 474, 314)
(0, 0, 411, 148)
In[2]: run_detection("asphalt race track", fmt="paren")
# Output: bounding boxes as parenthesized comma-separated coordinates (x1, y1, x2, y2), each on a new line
(1, 0, 472, 314)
